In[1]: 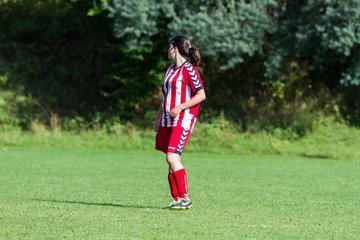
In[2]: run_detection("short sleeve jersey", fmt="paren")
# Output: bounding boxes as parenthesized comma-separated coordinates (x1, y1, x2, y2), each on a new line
(160, 61, 204, 128)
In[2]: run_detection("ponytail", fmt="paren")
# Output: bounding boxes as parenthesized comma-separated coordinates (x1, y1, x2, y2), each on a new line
(188, 47, 201, 67)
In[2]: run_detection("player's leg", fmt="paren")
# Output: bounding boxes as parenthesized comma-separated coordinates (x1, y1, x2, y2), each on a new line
(166, 126, 193, 210)
(166, 153, 191, 210)
(156, 127, 180, 209)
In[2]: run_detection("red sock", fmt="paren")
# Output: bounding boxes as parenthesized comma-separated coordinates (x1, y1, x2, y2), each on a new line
(168, 173, 179, 201)
(173, 168, 189, 199)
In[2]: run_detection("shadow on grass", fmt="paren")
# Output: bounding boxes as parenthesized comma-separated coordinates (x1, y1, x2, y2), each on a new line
(32, 199, 162, 210)
(299, 153, 333, 159)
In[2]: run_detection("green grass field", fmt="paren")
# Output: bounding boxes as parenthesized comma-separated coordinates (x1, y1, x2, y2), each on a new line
(0, 146, 359, 239)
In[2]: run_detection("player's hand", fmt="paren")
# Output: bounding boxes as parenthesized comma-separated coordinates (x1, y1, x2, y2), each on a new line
(153, 120, 160, 132)
(170, 105, 183, 118)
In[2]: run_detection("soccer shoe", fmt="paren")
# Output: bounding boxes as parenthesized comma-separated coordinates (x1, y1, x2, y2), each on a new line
(163, 199, 180, 209)
(170, 198, 192, 210)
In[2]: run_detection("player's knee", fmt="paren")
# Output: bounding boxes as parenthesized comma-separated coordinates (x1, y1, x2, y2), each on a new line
(166, 155, 174, 165)
(166, 153, 180, 166)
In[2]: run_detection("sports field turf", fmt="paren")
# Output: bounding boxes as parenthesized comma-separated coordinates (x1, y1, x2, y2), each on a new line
(0, 147, 359, 239)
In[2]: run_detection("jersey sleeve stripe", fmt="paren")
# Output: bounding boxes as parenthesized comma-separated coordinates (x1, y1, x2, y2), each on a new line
(184, 63, 202, 89)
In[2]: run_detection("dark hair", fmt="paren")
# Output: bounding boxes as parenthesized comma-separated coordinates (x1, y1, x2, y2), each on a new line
(169, 35, 201, 67)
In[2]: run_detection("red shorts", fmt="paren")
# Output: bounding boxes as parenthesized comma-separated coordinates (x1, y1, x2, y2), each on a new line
(155, 125, 194, 155)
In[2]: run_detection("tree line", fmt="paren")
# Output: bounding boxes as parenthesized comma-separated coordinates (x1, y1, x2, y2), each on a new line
(0, 0, 359, 133)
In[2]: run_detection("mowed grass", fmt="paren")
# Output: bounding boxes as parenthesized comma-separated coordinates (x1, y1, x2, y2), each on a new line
(0, 147, 359, 239)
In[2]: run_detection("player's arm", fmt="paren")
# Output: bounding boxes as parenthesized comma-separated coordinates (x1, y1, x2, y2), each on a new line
(153, 105, 162, 132)
(170, 89, 206, 118)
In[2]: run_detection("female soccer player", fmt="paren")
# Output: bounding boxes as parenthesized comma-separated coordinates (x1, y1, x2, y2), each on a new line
(154, 35, 206, 210)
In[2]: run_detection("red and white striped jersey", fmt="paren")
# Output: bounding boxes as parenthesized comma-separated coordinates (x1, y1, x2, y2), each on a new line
(160, 61, 204, 128)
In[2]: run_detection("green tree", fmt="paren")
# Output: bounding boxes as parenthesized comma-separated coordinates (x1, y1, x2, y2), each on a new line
(265, 0, 360, 87)
(103, 0, 277, 69)
(264, 0, 360, 124)
(0, 0, 166, 128)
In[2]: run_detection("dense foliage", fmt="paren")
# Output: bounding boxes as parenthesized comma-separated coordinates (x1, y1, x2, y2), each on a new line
(104, 0, 360, 129)
(0, 0, 359, 132)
